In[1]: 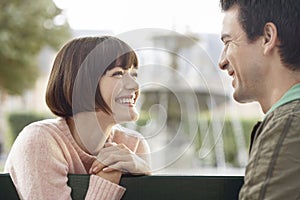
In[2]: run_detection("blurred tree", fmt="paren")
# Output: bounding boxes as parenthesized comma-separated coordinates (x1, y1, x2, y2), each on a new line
(0, 0, 71, 95)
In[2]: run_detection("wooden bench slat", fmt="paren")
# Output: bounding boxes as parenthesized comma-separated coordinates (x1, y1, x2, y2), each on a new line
(0, 173, 243, 200)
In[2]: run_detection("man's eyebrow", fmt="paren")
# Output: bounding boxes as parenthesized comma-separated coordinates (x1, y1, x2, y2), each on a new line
(221, 34, 230, 42)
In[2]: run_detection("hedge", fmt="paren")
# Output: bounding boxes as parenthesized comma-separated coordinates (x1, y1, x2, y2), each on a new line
(7, 112, 50, 144)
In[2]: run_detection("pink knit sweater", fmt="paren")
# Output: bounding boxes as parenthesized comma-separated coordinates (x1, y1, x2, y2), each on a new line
(4, 118, 133, 200)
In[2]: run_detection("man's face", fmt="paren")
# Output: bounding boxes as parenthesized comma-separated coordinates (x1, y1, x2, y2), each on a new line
(218, 6, 266, 103)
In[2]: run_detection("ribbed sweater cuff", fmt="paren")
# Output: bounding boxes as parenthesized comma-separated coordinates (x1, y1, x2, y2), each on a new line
(85, 175, 126, 200)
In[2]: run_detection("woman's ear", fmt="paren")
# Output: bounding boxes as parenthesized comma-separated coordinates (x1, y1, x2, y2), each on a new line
(262, 22, 280, 55)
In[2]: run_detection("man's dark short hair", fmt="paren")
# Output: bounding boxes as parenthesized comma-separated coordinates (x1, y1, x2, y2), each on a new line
(220, 0, 300, 70)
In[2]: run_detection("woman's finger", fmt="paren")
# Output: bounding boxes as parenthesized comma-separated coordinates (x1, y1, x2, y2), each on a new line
(89, 160, 106, 174)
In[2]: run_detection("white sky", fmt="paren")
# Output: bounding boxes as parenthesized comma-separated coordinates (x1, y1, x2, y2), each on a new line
(53, 0, 223, 34)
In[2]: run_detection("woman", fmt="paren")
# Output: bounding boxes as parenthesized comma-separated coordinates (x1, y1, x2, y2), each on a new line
(5, 36, 151, 199)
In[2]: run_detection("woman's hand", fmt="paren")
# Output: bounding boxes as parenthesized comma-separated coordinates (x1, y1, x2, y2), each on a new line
(89, 158, 106, 174)
(96, 142, 151, 175)
(89, 159, 122, 184)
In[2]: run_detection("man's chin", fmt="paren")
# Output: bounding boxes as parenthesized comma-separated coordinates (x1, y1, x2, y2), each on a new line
(233, 91, 253, 104)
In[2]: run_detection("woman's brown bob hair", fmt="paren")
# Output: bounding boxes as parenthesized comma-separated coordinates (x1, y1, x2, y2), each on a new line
(46, 36, 138, 117)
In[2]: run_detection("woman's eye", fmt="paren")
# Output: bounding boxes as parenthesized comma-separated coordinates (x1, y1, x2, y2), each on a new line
(112, 71, 124, 77)
(131, 72, 138, 78)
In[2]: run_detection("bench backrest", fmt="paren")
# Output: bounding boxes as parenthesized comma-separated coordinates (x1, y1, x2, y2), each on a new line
(0, 173, 244, 200)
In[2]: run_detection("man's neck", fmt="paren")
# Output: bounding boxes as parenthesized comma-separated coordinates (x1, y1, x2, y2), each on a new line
(259, 68, 300, 113)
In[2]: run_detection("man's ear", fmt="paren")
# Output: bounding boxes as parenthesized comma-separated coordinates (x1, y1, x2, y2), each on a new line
(262, 22, 279, 55)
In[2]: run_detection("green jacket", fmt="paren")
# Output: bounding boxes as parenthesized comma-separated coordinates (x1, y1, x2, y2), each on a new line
(239, 99, 300, 199)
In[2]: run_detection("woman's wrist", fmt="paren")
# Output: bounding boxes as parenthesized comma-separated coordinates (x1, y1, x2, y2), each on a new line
(95, 170, 122, 184)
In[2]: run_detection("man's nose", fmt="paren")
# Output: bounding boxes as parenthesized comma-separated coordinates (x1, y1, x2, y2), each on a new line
(218, 50, 229, 70)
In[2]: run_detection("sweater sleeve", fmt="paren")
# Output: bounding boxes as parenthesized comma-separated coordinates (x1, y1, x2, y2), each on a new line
(85, 175, 125, 199)
(5, 123, 126, 200)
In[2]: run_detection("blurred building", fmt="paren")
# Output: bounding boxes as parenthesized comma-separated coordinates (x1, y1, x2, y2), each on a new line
(1, 29, 263, 174)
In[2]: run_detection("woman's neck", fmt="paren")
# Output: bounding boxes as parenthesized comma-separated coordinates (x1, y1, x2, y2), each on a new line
(67, 111, 116, 155)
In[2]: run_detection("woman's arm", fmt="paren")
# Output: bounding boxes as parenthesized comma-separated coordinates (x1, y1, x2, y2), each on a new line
(5, 124, 125, 200)
(5, 125, 73, 200)
(112, 126, 151, 155)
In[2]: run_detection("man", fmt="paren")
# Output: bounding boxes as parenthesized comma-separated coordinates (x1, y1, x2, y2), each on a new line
(218, 0, 300, 199)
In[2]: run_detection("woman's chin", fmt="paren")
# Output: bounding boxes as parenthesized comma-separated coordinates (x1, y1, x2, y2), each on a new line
(131, 112, 139, 121)
(113, 111, 139, 123)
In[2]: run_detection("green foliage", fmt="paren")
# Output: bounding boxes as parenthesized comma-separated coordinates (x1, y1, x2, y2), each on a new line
(0, 0, 71, 95)
(195, 117, 257, 167)
(7, 112, 50, 144)
(134, 113, 257, 167)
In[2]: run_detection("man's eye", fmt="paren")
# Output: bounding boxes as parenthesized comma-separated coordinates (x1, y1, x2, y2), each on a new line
(223, 41, 231, 51)
(224, 40, 231, 46)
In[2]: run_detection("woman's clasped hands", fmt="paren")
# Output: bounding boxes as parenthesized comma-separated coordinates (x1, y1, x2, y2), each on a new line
(90, 142, 151, 178)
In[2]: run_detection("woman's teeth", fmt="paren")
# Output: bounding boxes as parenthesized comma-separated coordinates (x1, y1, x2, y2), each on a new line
(116, 98, 134, 104)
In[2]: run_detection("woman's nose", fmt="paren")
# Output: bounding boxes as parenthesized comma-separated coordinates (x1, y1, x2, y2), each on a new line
(123, 73, 139, 90)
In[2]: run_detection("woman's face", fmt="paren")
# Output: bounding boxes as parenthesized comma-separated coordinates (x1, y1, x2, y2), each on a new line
(99, 65, 140, 123)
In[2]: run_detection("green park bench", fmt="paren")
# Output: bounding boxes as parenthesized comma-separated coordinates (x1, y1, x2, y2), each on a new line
(0, 173, 243, 200)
